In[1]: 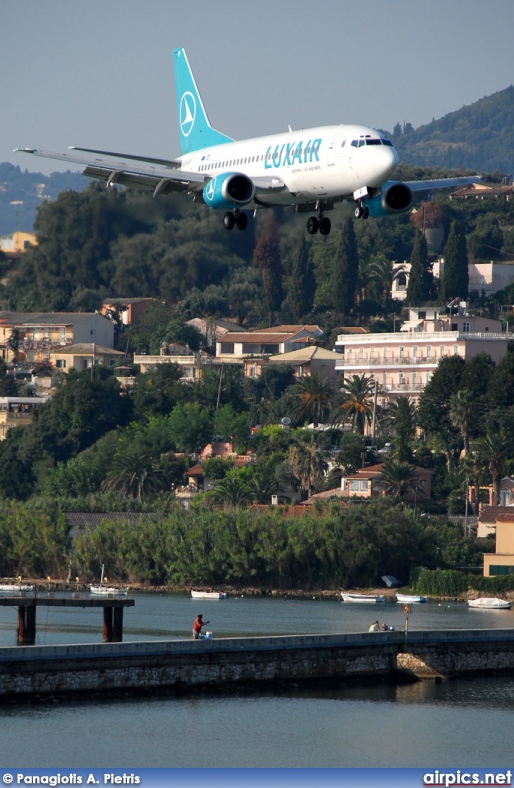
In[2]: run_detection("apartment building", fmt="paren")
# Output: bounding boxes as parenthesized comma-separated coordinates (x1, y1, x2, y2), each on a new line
(334, 306, 509, 404)
(0, 312, 114, 364)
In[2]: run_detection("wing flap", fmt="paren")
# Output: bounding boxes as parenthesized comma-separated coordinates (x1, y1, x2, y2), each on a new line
(15, 148, 206, 193)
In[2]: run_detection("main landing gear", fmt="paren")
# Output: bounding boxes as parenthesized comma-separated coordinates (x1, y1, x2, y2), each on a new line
(306, 214, 331, 236)
(223, 210, 248, 231)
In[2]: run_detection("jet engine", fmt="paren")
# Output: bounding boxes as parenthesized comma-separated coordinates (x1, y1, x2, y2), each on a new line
(203, 172, 255, 209)
(366, 181, 413, 217)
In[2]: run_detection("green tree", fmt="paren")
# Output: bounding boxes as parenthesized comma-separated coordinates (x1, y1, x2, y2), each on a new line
(286, 236, 315, 320)
(332, 373, 376, 434)
(132, 362, 185, 420)
(405, 231, 432, 305)
(254, 216, 283, 324)
(474, 427, 513, 505)
(440, 219, 468, 302)
(382, 396, 416, 461)
(378, 459, 419, 499)
(168, 402, 213, 453)
(288, 430, 328, 498)
(290, 374, 335, 427)
(101, 449, 167, 499)
(333, 218, 359, 314)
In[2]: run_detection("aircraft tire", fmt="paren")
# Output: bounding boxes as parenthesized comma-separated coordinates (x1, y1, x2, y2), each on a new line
(223, 212, 235, 230)
(362, 207, 369, 219)
(354, 205, 363, 219)
(236, 213, 248, 231)
(307, 216, 319, 235)
(319, 217, 331, 235)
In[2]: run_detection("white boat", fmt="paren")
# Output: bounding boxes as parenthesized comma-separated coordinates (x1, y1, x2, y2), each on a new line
(467, 597, 512, 610)
(0, 583, 34, 593)
(191, 590, 228, 600)
(90, 564, 128, 596)
(341, 592, 385, 603)
(396, 593, 429, 604)
(90, 585, 128, 596)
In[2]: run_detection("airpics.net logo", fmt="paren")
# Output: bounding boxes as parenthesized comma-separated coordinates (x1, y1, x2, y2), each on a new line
(180, 92, 196, 137)
(424, 771, 512, 787)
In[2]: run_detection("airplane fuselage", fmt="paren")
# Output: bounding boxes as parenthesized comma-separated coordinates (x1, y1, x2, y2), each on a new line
(179, 123, 399, 209)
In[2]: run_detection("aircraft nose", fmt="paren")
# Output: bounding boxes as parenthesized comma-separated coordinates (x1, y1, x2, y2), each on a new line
(368, 144, 399, 186)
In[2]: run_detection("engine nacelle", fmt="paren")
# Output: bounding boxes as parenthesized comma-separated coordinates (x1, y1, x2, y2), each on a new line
(366, 181, 413, 218)
(202, 172, 255, 209)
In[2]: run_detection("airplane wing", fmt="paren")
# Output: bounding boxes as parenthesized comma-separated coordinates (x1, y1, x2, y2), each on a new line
(403, 175, 482, 192)
(14, 147, 206, 197)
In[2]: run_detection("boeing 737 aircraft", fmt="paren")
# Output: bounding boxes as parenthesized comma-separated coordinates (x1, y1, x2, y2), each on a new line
(16, 48, 481, 235)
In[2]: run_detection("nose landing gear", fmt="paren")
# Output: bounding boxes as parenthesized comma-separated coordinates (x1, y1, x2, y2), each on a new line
(354, 202, 369, 219)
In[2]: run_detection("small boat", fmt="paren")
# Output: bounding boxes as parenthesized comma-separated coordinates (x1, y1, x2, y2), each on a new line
(191, 590, 227, 600)
(90, 564, 128, 596)
(0, 583, 34, 593)
(90, 585, 128, 596)
(341, 592, 385, 603)
(396, 593, 429, 604)
(467, 597, 512, 610)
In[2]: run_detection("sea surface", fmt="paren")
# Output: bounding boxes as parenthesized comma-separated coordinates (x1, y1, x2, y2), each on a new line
(1, 592, 513, 768)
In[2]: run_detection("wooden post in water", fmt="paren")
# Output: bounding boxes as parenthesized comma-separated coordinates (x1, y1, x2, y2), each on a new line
(17, 604, 36, 645)
(103, 606, 113, 642)
(113, 607, 124, 642)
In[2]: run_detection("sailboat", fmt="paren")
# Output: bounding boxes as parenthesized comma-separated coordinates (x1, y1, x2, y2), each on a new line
(90, 564, 129, 596)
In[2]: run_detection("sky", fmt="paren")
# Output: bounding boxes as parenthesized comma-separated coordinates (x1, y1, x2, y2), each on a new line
(3, 0, 514, 176)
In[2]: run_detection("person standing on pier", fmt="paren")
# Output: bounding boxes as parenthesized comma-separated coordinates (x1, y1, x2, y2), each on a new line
(193, 614, 209, 639)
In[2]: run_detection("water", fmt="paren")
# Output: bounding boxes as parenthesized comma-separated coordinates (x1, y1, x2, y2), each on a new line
(1, 593, 514, 767)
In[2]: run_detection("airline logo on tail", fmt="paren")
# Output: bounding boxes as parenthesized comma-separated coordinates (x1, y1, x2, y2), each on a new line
(180, 92, 196, 138)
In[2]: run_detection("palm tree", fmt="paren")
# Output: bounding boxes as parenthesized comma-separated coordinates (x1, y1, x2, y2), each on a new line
(101, 450, 166, 499)
(332, 373, 376, 434)
(210, 474, 253, 507)
(450, 389, 477, 455)
(288, 431, 329, 499)
(291, 373, 335, 428)
(378, 459, 419, 499)
(246, 471, 279, 505)
(474, 427, 513, 505)
(382, 395, 416, 461)
(367, 255, 407, 305)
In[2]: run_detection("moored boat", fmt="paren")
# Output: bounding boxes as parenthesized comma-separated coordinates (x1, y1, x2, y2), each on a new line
(90, 564, 128, 596)
(0, 583, 34, 593)
(341, 592, 385, 603)
(396, 593, 429, 604)
(191, 590, 228, 600)
(90, 585, 129, 596)
(467, 597, 511, 610)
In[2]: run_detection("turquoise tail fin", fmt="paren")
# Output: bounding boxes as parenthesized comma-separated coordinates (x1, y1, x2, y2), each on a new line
(173, 48, 233, 154)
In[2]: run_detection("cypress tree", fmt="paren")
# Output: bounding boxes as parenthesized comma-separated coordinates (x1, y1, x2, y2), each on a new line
(254, 215, 283, 325)
(406, 230, 432, 306)
(333, 218, 358, 314)
(440, 219, 469, 303)
(287, 236, 315, 320)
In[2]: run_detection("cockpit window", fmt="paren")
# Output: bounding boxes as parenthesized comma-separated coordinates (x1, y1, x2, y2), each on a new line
(366, 138, 382, 145)
(381, 138, 393, 146)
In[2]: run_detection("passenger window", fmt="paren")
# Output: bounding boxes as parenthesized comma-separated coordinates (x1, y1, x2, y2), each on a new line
(351, 140, 358, 147)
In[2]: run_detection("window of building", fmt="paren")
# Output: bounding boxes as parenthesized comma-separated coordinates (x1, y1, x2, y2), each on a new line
(463, 322, 470, 332)
(349, 479, 369, 492)
(56, 359, 66, 369)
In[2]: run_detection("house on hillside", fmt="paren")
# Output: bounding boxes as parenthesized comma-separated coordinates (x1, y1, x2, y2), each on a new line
(483, 512, 514, 577)
(244, 345, 338, 380)
(186, 318, 247, 349)
(0, 312, 114, 364)
(334, 305, 509, 407)
(100, 298, 153, 327)
(217, 325, 322, 360)
(340, 463, 432, 502)
(0, 396, 49, 440)
(49, 343, 124, 373)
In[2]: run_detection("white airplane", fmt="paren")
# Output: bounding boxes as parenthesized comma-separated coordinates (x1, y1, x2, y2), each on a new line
(16, 48, 481, 236)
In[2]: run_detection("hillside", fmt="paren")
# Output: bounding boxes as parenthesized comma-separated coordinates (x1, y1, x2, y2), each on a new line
(393, 85, 514, 175)
(0, 163, 85, 236)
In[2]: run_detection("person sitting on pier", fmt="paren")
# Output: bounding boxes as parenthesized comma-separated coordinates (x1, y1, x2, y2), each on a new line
(193, 614, 209, 639)
(368, 620, 380, 632)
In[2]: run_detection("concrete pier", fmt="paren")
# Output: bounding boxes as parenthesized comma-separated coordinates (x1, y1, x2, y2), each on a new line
(1, 629, 514, 701)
